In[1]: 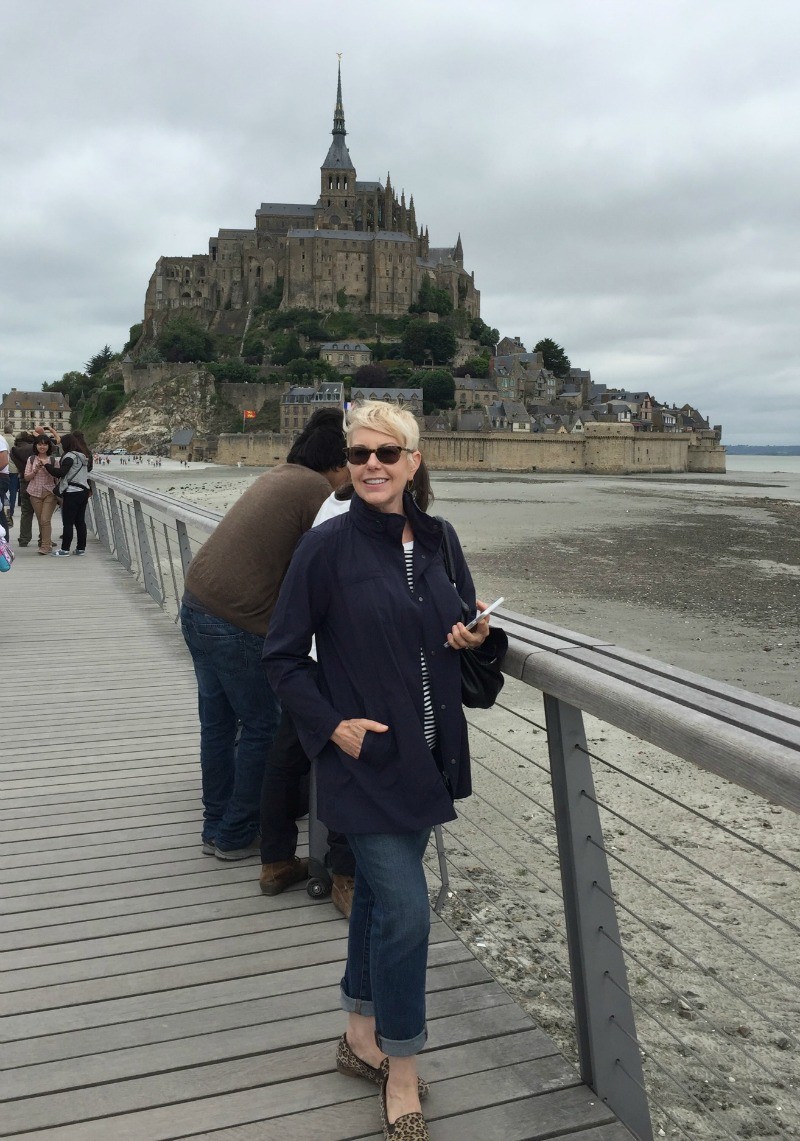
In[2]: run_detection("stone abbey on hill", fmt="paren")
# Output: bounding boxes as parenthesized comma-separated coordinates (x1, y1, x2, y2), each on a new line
(143, 65, 480, 336)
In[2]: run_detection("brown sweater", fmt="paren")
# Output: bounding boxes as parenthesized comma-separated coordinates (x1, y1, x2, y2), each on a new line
(184, 463, 332, 636)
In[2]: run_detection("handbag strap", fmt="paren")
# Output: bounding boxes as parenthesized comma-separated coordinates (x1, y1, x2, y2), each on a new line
(435, 516, 470, 621)
(436, 515, 457, 586)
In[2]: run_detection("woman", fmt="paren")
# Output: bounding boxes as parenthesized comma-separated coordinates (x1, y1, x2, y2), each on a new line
(24, 434, 59, 555)
(264, 402, 502, 1139)
(48, 432, 93, 557)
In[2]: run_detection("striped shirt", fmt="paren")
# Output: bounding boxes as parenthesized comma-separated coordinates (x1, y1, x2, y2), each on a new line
(403, 540, 437, 750)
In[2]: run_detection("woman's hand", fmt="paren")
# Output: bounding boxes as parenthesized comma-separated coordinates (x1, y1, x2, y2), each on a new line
(332, 718, 389, 759)
(446, 598, 492, 651)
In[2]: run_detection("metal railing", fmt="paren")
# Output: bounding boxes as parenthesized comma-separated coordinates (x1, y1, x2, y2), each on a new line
(87, 472, 800, 1140)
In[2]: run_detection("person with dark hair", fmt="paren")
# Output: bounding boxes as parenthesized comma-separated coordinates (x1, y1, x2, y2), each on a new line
(180, 408, 349, 863)
(24, 434, 59, 555)
(10, 433, 36, 546)
(47, 432, 93, 557)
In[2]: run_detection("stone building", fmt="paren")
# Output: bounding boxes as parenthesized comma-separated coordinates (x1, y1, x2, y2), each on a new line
(320, 342, 372, 372)
(143, 65, 480, 336)
(350, 387, 423, 415)
(1, 389, 71, 436)
(454, 377, 498, 409)
(280, 381, 344, 434)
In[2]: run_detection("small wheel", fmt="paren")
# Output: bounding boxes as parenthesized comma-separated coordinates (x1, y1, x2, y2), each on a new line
(307, 878, 331, 899)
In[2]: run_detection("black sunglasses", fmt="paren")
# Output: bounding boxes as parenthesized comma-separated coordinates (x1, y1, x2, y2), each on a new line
(346, 445, 412, 466)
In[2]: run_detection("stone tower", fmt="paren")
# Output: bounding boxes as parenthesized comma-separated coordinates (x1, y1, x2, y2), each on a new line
(315, 63, 356, 231)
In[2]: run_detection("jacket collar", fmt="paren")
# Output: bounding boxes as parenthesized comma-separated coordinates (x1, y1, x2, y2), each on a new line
(349, 490, 443, 555)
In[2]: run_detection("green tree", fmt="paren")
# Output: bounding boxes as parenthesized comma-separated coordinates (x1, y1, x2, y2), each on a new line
(284, 357, 340, 383)
(410, 277, 453, 316)
(270, 333, 302, 365)
(353, 363, 391, 387)
(85, 345, 114, 375)
(401, 320, 456, 366)
(469, 317, 499, 350)
(123, 324, 143, 353)
(157, 315, 215, 363)
(454, 356, 491, 378)
(208, 359, 260, 384)
(416, 368, 455, 414)
(534, 338, 571, 377)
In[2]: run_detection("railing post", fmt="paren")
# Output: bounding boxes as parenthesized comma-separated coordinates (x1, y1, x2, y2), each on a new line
(133, 499, 164, 604)
(175, 520, 194, 578)
(544, 692, 654, 1141)
(91, 486, 111, 549)
(107, 489, 132, 570)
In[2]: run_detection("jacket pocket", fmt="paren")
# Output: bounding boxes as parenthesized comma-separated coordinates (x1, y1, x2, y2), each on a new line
(357, 728, 399, 787)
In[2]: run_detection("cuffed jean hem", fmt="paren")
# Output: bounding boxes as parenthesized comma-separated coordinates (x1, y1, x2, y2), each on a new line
(376, 1026, 428, 1057)
(339, 982, 375, 1018)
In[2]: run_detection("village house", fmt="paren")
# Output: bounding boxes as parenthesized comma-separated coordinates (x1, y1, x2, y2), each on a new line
(454, 376, 498, 408)
(319, 342, 372, 372)
(280, 380, 344, 433)
(350, 387, 423, 414)
(1, 389, 71, 436)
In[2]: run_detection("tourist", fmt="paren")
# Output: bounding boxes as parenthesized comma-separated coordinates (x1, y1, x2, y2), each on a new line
(263, 402, 502, 1140)
(24, 435, 59, 555)
(49, 433, 92, 557)
(180, 409, 349, 863)
(10, 433, 35, 547)
(0, 430, 10, 526)
(262, 458, 435, 920)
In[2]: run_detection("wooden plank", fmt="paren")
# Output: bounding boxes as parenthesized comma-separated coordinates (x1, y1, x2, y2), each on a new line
(0, 527, 627, 1139)
(4, 958, 488, 1070)
(2, 983, 514, 1105)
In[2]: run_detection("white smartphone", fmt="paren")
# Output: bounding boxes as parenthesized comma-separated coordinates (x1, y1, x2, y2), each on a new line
(444, 597, 505, 646)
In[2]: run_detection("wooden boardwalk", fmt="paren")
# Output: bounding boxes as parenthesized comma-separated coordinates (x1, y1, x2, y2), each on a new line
(0, 537, 629, 1140)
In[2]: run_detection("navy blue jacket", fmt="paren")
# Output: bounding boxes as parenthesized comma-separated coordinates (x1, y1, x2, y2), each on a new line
(263, 491, 477, 834)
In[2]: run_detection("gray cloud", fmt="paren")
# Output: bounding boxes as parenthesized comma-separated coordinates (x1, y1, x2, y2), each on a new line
(1, 0, 798, 443)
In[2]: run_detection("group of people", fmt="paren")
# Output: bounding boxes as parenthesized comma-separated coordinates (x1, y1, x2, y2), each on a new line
(0, 425, 93, 556)
(181, 402, 505, 1139)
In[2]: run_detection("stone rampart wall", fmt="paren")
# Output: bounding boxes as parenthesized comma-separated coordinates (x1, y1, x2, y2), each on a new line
(213, 428, 725, 473)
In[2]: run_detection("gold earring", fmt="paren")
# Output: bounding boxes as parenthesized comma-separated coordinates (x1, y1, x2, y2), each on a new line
(406, 479, 414, 492)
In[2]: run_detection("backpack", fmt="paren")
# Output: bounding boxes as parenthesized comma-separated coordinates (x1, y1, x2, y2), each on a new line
(0, 535, 14, 572)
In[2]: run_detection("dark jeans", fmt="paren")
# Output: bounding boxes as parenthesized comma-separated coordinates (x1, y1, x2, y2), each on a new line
(341, 828, 432, 1055)
(60, 489, 90, 552)
(180, 603, 281, 849)
(260, 708, 355, 876)
(17, 487, 33, 546)
(0, 474, 8, 513)
(7, 473, 19, 515)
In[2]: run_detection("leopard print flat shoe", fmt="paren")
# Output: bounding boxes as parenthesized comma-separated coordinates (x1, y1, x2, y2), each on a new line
(378, 1059, 430, 1140)
(335, 1034, 429, 1098)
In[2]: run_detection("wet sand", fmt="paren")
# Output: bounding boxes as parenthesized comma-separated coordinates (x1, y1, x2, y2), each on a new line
(121, 463, 800, 705)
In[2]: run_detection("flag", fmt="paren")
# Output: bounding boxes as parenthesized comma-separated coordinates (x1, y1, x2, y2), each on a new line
(243, 409, 256, 420)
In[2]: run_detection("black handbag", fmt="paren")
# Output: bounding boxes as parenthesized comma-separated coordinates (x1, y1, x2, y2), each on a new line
(437, 517, 508, 709)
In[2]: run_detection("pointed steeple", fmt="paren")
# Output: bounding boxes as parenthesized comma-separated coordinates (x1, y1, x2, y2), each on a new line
(322, 58, 354, 172)
(454, 232, 464, 264)
(333, 58, 346, 137)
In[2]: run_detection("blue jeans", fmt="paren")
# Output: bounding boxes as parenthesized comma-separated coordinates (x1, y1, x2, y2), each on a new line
(341, 828, 432, 1056)
(180, 603, 281, 850)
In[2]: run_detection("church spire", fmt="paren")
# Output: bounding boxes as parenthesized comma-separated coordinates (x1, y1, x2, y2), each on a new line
(332, 57, 346, 137)
(321, 56, 354, 173)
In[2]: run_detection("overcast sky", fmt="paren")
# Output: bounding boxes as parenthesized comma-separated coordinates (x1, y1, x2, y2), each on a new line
(2, 0, 798, 444)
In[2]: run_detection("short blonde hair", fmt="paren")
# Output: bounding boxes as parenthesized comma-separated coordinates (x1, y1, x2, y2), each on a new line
(346, 401, 421, 452)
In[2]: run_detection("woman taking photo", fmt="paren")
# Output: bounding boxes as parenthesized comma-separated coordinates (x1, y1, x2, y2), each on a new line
(24, 434, 58, 555)
(49, 432, 93, 557)
(264, 402, 503, 1139)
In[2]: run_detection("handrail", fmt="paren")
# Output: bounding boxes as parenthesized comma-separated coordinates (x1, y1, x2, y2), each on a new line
(86, 471, 800, 1141)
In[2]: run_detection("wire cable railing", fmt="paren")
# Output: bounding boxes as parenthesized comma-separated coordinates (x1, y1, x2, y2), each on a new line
(87, 472, 800, 1141)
